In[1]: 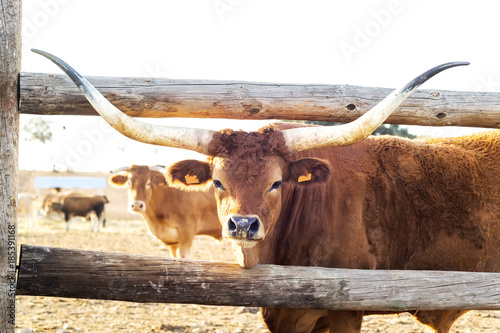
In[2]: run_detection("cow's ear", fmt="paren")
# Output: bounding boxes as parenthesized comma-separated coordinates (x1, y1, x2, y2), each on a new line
(285, 158, 331, 184)
(167, 160, 212, 191)
(109, 174, 128, 187)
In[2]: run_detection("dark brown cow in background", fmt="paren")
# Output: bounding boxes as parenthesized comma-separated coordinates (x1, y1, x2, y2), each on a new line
(42, 190, 84, 218)
(37, 50, 500, 333)
(55, 194, 109, 232)
(109, 165, 221, 258)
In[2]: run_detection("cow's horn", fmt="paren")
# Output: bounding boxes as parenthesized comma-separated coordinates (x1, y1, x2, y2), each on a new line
(149, 165, 167, 173)
(32, 49, 215, 155)
(282, 62, 469, 155)
(109, 166, 130, 173)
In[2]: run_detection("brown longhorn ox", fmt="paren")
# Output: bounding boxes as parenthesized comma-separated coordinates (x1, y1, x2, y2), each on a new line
(109, 165, 221, 258)
(36, 49, 500, 332)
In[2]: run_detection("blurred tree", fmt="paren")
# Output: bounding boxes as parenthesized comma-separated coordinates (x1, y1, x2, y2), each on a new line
(23, 117, 53, 144)
(372, 124, 416, 138)
(294, 121, 416, 139)
(22, 117, 62, 172)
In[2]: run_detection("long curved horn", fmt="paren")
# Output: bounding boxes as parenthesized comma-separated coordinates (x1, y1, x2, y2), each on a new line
(109, 166, 131, 174)
(32, 49, 215, 155)
(149, 165, 167, 174)
(282, 62, 469, 155)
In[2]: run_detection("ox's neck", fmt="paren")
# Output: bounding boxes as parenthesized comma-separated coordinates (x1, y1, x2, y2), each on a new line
(255, 144, 378, 268)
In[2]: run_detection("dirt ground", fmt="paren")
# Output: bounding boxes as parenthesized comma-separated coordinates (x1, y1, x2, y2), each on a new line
(14, 170, 500, 333)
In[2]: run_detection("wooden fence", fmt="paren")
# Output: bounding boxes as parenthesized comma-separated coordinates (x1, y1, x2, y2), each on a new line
(19, 72, 500, 127)
(16, 245, 500, 312)
(2, 0, 500, 332)
(0, 0, 21, 332)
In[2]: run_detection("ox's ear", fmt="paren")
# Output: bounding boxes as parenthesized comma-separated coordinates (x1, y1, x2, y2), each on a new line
(285, 158, 331, 185)
(167, 160, 212, 191)
(109, 173, 128, 187)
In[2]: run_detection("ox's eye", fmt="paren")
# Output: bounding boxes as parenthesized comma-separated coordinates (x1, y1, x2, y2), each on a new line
(126, 180, 132, 188)
(145, 180, 151, 189)
(269, 181, 282, 192)
(213, 179, 225, 191)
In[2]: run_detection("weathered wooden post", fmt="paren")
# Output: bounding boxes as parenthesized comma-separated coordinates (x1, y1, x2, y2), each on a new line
(0, 0, 21, 331)
(16, 245, 500, 311)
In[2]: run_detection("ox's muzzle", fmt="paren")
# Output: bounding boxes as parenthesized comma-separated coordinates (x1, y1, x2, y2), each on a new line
(224, 215, 263, 247)
(130, 200, 146, 212)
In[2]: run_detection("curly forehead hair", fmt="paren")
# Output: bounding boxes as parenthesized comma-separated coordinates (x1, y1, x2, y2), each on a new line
(207, 126, 289, 159)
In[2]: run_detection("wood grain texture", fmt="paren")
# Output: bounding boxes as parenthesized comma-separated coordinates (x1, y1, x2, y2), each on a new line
(20, 73, 500, 128)
(0, 0, 21, 332)
(16, 245, 500, 311)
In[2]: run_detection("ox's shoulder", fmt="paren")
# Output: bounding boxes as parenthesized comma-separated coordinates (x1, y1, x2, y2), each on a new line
(365, 130, 500, 169)
(420, 129, 500, 145)
(369, 129, 500, 148)
(416, 130, 500, 155)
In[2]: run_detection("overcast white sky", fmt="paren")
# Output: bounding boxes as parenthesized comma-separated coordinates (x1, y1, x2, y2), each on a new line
(19, 0, 500, 172)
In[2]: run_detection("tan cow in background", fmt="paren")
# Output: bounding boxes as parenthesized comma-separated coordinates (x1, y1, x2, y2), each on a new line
(109, 165, 221, 258)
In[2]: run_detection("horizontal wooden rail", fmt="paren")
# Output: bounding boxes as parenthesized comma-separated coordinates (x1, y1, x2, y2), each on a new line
(16, 244, 500, 311)
(20, 73, 500, 128)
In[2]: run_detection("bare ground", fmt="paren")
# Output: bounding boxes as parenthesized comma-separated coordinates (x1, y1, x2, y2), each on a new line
(14, 216, 500, 333)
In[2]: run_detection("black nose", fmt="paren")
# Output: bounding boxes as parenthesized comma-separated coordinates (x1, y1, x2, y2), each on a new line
(227, 216, 260, 239)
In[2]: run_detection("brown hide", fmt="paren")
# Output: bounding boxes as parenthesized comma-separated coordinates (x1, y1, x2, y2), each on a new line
(169, 123, 500, 333)
(109, 165, 221, 258)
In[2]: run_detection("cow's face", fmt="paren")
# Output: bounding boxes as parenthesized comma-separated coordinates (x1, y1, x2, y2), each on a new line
(211, 154, 286, 248)
(167, 130, 331, 268)
(109, 165, 166, 213)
